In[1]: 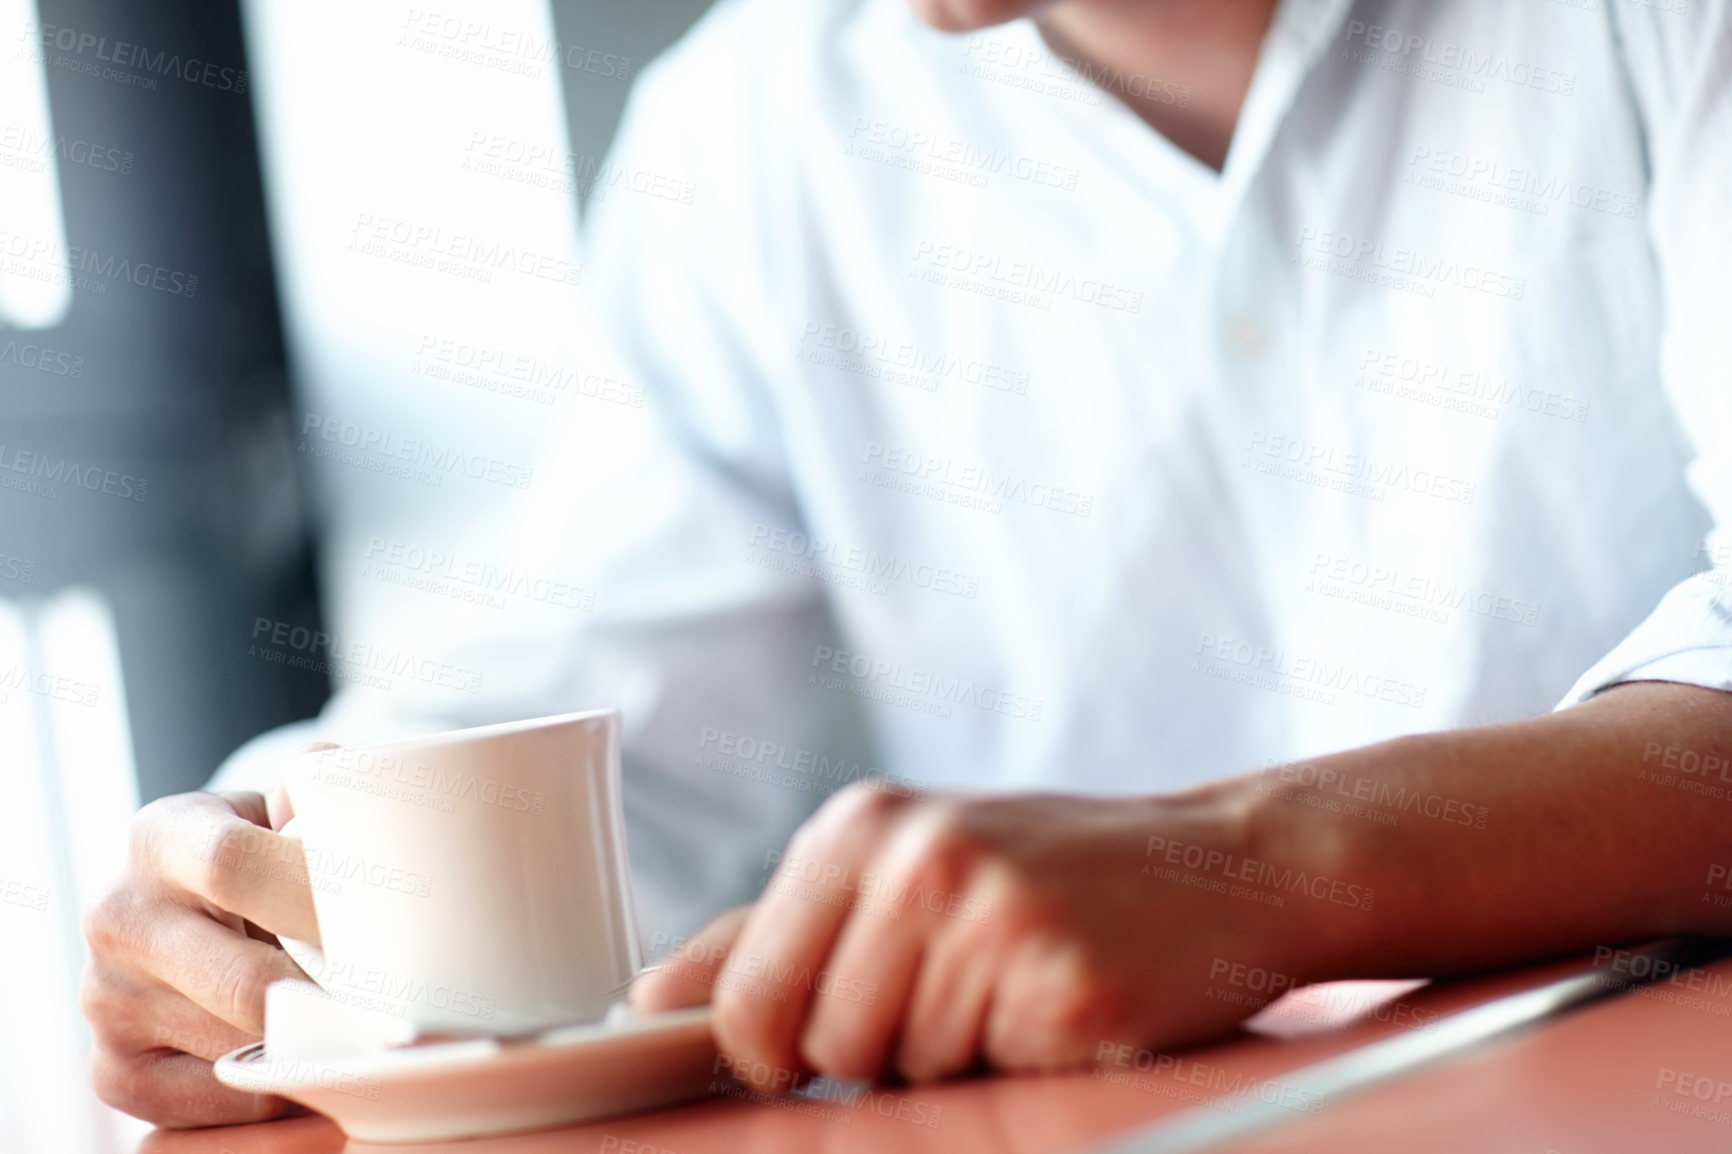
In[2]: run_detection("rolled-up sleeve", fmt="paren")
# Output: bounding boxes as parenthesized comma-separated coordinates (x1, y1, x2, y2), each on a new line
(1557, 0, 1732, 707)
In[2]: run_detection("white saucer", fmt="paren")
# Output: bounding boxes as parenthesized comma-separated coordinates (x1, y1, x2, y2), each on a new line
(214, 1006, 718, 1143)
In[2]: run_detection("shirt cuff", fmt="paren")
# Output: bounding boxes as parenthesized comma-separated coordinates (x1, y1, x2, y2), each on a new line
(1556, 572, 1732, 708)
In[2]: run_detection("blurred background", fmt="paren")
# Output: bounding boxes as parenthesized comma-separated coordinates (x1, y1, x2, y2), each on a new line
(0, 0, 713, 1147)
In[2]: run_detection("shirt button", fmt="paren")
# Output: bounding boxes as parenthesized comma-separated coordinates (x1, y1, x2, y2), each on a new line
(1227, 316, 1267, 355)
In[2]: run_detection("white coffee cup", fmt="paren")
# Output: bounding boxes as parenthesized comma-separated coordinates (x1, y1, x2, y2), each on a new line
(279, 709, 639, 1037)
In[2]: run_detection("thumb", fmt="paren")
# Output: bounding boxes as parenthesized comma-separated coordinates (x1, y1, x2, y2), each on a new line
(268, 742, 341, 831)
(630, 905, 752, 1013)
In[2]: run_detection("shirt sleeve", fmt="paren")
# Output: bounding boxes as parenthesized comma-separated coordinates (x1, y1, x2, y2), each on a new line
(212, 2, 866, 946)
(1556, 0, 1732, 707)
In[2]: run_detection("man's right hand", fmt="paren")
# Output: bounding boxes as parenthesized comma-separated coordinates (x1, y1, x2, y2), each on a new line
(80, 789, 320, 1127)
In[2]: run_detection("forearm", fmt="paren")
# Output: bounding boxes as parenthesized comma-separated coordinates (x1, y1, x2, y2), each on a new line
(1242, 680, 1732, 982)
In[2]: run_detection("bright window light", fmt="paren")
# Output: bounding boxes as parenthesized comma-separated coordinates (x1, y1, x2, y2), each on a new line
(0, 0, 73, 330)
(0, 588, 143, 1154)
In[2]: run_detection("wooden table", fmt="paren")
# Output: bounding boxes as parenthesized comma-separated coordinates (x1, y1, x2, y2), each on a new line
(129, 948, 1732, 1154)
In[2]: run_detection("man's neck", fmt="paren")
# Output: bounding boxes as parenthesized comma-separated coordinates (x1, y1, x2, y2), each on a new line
(1035, 0, 1278, 172)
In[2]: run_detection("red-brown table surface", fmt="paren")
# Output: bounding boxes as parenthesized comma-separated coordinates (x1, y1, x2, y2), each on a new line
(128, 952, 1732, 1154)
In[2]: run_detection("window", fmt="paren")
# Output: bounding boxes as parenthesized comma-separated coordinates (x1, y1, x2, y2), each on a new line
(0, 0, 72, 329)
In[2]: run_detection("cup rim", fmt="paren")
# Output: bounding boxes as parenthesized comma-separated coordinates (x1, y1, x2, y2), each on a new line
(304, 708, 622, 760)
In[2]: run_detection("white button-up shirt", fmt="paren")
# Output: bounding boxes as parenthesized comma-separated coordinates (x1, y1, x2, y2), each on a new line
(230, 0, 1732, 943)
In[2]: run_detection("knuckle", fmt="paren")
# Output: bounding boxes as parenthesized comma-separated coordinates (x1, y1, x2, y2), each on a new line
(911, 803, 973, 856)
(984, 941, 1117, 1071)
(212, 953, 273, 1035)
(88, 1045, 161, 1121)
(1026, 950, 1119, 1061)
(712, 984, 782, 1074)
(799, 1015, 875, 1080)
(829, 780, 907, 824)
(127, 796, 183, 866)
(81, 888, 126, 954)
(898, 808, 980, 892)
(190, 828, 240, 907)
(781, 819, 827, 869)
(77, 964, 121, 1033)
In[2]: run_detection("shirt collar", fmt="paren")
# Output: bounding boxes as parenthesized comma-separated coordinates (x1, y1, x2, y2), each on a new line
(994, 0, 1356, 233)
(1217, 0, 1357, 212)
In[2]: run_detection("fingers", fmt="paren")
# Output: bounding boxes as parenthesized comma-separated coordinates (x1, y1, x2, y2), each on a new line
(893, 881, 1004, 1081)
(82, 955, 259, 1062)
(209, 790, 271, 828)
(266, 783, 295, 832)
(89, 1043, 293, 1130)
(630, 906, 752, 1013)
(264, 740, 339, 831)
(135, 793, 321, 944)
(83, 947, 292, 1128)
(713, 786, 910, 1089)
(796, 812, 964, 1079)
(134, 902, 311, 1036)
(81, 788, 323, 1126)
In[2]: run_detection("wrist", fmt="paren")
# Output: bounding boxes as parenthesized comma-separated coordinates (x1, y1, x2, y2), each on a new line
(1230, 758, 1384, 985)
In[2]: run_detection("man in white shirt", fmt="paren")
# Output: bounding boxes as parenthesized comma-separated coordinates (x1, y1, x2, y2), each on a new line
(81, 0, 1732, 1123)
